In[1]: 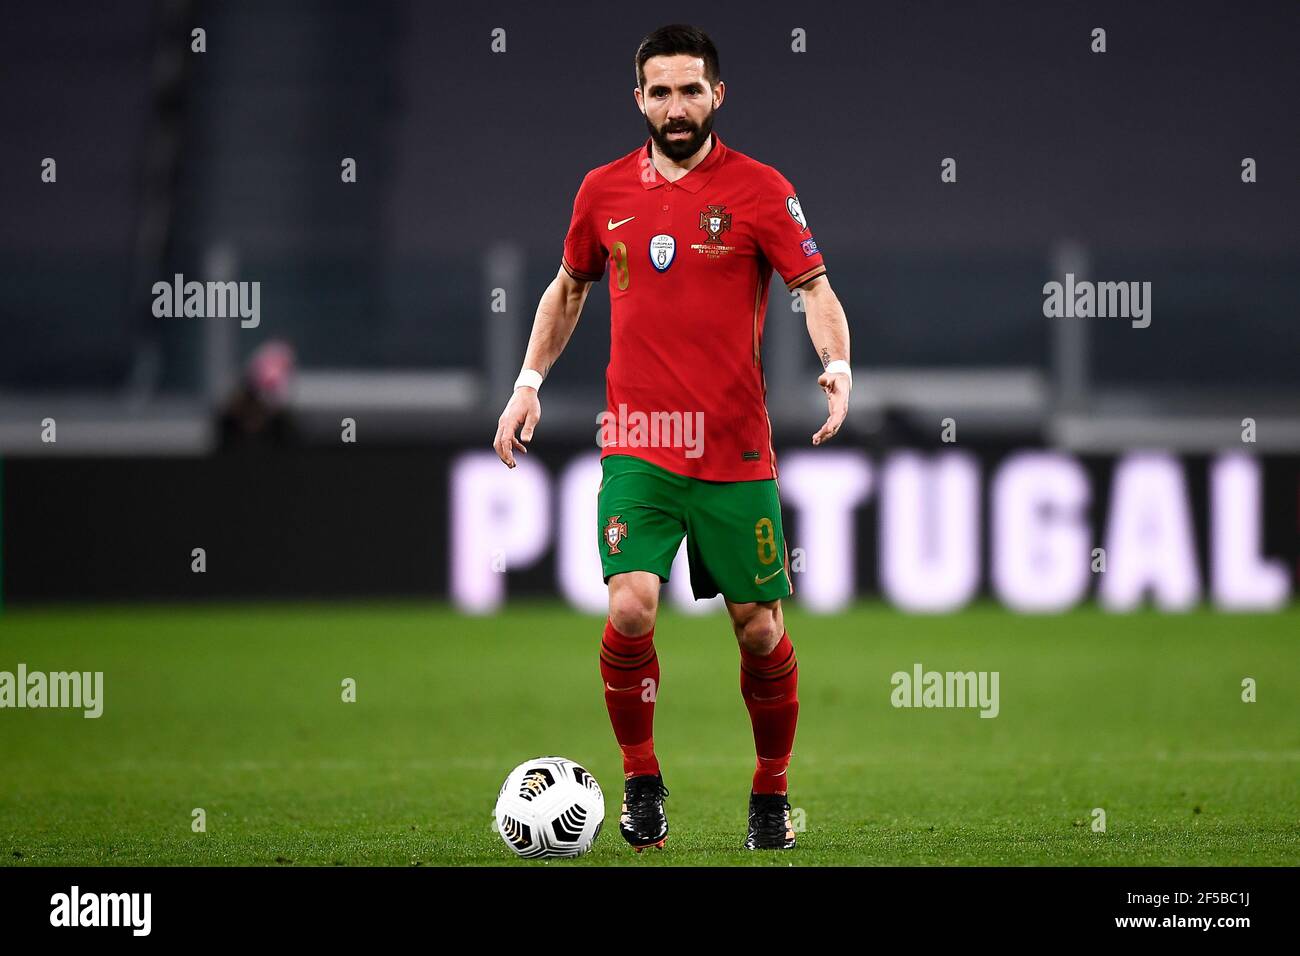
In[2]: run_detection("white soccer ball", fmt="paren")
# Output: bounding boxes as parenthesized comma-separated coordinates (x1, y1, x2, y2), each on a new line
(494, 756, 605, 859)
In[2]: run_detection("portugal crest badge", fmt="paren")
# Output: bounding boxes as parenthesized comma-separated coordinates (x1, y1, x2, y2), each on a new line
(698, 204, 733, 244)
(604, 515, 628, 555)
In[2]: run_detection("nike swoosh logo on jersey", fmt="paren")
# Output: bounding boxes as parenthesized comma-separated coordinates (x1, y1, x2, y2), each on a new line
(754, 567, 786, 586)
(607, 216, 636, 230)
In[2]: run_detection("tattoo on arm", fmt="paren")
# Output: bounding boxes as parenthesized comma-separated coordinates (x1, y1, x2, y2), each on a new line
(820, 348, 831, 369)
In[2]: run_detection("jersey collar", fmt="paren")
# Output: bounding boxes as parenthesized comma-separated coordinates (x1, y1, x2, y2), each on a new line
(638, 132, 727, 193)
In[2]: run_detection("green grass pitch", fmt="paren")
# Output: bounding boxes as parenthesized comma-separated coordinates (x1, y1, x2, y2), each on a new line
(1, 602, 1297, 866)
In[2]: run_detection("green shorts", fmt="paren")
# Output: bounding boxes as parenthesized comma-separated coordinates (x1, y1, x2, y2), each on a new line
(597, 453, 792, 603)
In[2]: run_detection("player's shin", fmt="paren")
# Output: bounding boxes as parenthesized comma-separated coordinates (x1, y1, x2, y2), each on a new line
(739, 631, 799, 794)
(599, 618, 660, 777)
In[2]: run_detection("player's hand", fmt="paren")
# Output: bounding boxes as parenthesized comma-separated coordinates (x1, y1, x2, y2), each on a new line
(812, 370, 850, 445)
(493, 387, 541, 468)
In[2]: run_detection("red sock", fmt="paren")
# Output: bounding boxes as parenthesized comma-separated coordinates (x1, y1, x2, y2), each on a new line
(599, 619, 660, 777)
(740, 631, 799, 795)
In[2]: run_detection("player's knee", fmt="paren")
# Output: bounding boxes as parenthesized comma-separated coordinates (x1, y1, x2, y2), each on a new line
(608, 584, 657, 637)
(733, 606, 782, 656)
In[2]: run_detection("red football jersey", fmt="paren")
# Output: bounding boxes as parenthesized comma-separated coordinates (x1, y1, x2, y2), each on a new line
(562, 133, 827, 481)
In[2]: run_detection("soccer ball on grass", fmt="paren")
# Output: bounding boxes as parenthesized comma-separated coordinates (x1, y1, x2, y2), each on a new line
(493, 756, 605, 859)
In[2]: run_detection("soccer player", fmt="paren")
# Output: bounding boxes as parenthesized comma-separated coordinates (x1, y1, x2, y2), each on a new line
(492, 24, 851, 851)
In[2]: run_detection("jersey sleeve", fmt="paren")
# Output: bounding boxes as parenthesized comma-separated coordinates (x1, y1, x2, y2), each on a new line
(753, 170, 826, 291)
(561, 171, 606, 282)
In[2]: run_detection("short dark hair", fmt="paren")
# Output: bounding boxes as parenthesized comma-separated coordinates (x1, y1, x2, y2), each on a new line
(634, 24, 720, 89)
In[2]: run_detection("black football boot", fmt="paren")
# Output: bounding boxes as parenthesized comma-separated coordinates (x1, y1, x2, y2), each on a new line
(744, 791, 796, 850)
(619, 774, 669, 851)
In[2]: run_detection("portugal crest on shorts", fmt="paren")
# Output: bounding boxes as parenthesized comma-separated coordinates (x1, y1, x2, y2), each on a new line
(604, 515, 628, 555)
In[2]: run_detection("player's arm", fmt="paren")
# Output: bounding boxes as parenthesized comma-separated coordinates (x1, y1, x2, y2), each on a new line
(749, 170, 848, 444)
(492, 266, 594, 468)
(799, 274, 851, 445)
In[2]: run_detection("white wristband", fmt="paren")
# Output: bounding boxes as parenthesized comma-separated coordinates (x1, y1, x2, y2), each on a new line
(514, 368, 544, 392)
(823, 360, 852, 387)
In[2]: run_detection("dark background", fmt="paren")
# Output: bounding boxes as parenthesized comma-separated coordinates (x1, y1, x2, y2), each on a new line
(1, 0, 1295, 391)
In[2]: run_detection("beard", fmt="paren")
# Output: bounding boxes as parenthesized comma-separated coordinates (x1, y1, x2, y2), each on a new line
(646, 108, 715, 162)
